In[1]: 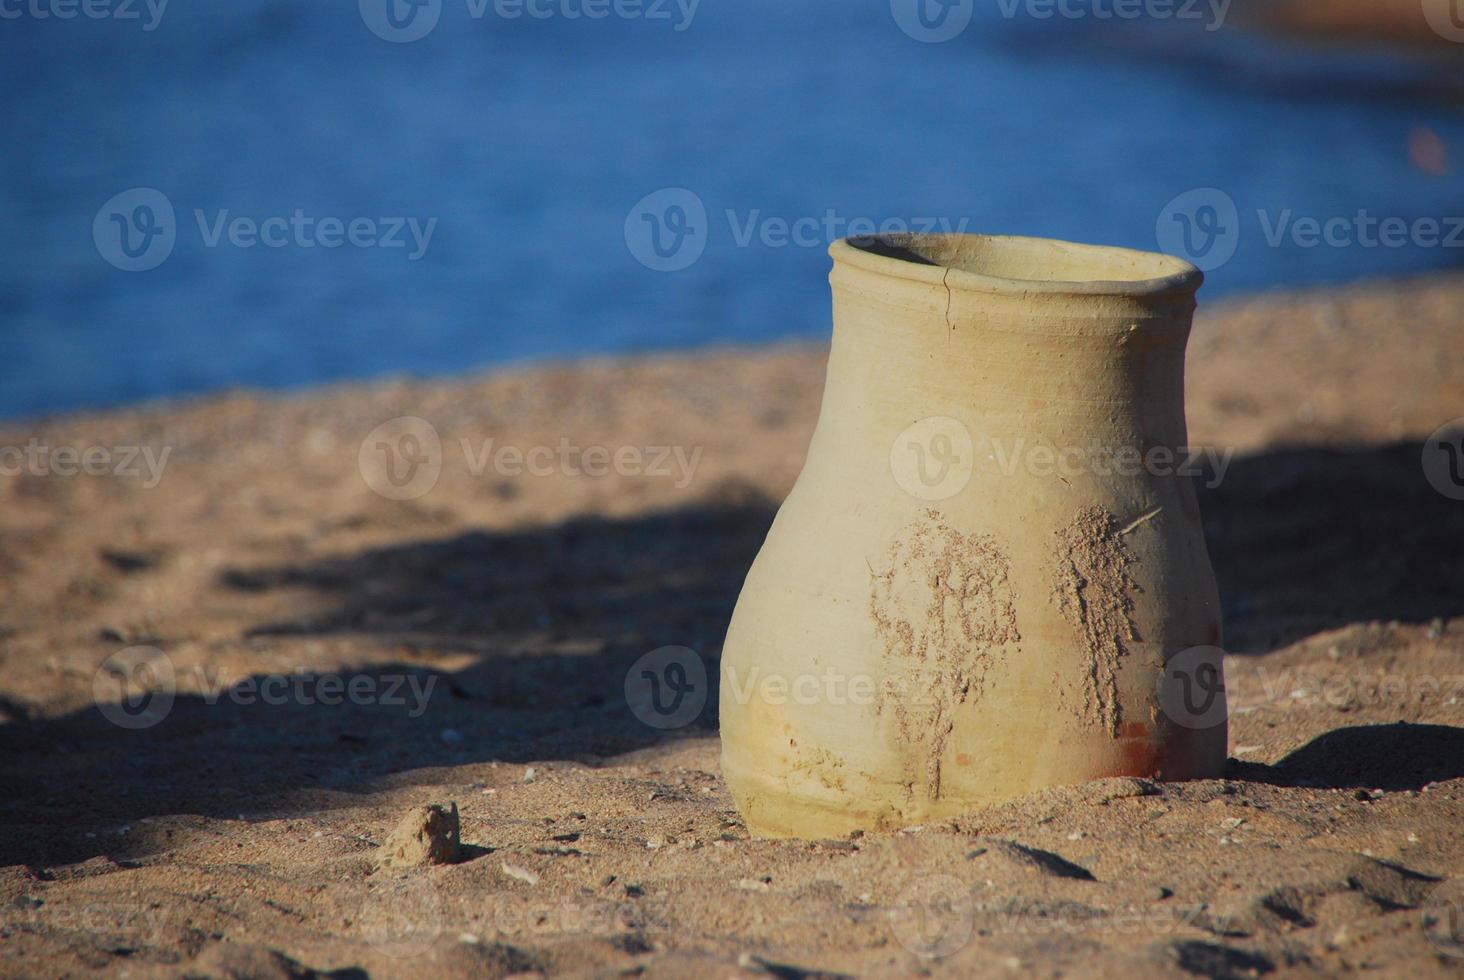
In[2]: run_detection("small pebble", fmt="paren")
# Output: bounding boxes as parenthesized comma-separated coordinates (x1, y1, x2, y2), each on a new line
(501, 861, 540, 886)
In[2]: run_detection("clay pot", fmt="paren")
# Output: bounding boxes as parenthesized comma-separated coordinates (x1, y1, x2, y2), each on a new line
(719, 233, 1226, 839)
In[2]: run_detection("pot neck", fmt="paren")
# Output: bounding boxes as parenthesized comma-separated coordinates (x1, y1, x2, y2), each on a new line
(822, 242, 1199, 444)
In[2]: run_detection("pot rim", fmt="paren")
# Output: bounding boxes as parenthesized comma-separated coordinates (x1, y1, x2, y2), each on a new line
(831, 233, 1204, 299)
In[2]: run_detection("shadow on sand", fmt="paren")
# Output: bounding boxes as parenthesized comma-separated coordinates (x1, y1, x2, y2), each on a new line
(1233, 722, 1464, 791)
(1, 442, 1461, 867)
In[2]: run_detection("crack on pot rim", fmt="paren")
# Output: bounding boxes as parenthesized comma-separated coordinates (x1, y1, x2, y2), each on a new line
(834, 233, 1204, 300)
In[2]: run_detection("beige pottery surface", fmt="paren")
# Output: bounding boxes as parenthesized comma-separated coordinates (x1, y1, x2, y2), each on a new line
(720, 233, 1226, 839)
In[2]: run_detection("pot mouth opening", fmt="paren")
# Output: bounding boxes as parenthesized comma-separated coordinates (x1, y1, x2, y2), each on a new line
(837, 233, 1203, 298)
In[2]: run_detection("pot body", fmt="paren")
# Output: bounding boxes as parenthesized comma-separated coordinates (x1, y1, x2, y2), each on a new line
(720, 234, 1225, 839)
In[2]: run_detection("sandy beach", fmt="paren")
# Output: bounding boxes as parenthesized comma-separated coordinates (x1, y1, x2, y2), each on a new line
(1, 272, 1463, 978)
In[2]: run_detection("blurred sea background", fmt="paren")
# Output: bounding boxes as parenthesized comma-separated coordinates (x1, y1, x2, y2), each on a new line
(4, 0, 1464, 418)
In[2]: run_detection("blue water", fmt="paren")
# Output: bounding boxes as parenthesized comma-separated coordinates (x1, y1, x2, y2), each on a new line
(5, 1, 1464, 419)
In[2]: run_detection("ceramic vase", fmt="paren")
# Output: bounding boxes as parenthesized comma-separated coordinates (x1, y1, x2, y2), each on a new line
(719, 233, 1226, 839)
